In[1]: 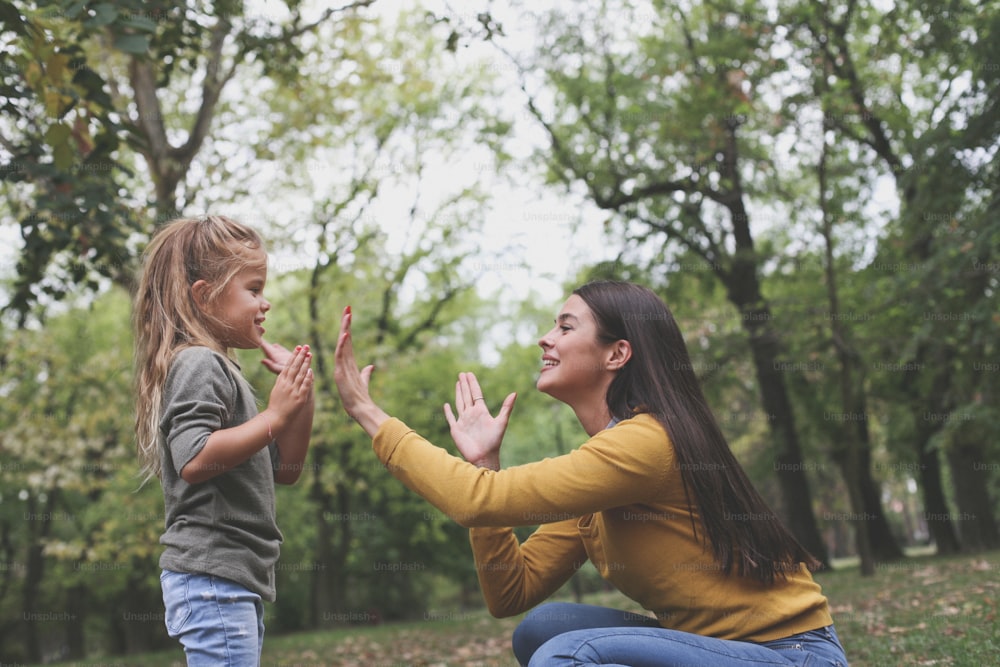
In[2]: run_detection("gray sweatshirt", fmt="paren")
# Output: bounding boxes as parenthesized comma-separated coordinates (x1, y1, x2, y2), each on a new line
(158, 346, 282, 601)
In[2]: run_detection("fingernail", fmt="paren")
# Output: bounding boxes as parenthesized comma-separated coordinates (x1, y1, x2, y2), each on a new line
(346, 305, 352, 315)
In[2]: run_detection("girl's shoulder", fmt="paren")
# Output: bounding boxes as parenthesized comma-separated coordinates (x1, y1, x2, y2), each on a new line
(169, 346, 240, 381)
(165, 346, 250, 401)
(173, 344, 227, 366)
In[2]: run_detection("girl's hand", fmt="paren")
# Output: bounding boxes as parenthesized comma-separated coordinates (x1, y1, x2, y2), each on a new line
(443, 372, 516, 471)
(333, 306, 390, 436)
(266, 345, 314, 428)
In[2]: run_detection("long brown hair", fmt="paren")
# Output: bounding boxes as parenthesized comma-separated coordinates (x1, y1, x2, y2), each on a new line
(574, 280, 818, 584)
(132, 215, 266, 482)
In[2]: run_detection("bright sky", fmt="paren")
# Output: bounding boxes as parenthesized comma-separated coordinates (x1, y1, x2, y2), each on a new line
(243, 0, 617, 316)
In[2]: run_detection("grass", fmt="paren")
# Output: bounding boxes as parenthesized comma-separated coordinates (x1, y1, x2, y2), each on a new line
(818, 549, 999, 666)
(47, 549, 1000, 667)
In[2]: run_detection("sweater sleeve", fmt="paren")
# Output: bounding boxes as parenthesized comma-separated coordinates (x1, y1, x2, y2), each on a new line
(469, 520, 588, 618)
(371, 415, 671, 527)
(160, 347, 239, 475)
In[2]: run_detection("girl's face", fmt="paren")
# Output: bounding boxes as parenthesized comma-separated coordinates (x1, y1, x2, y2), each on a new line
(210, 253, 271, 349)
(536, 295, 616, 405)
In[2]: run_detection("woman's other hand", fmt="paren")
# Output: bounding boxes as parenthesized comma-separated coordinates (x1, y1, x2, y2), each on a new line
(444, 372, 516, 471)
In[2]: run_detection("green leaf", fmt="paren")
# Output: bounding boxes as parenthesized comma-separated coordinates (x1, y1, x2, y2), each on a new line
(112, 33, 150, 54)
(44, 121, 71, 148)
(62, 1, 88, 20)
(119, 16, 158, 33)
(83, 3, 117, 27)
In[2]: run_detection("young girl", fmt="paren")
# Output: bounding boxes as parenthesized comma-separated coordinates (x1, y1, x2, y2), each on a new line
(133, 215, 314, 665)
(333, 280, 849, 666)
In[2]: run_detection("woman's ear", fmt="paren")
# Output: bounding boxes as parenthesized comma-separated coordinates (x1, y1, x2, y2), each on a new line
(607, 339, 632, 370)
(190, 279, 210, 309)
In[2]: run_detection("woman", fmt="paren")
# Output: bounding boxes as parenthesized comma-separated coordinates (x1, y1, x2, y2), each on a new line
(333, 281, 848, 666)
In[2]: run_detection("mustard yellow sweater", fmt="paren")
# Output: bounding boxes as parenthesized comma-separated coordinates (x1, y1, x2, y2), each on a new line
(373, 413, 833, 642)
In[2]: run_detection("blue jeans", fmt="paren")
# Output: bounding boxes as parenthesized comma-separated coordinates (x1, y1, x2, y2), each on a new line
(513, 602, 849, 666)
(160, 569, 265, 666)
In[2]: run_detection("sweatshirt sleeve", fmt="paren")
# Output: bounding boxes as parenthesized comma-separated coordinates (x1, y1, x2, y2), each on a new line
(469, 520, 587, 618)
(160, 348, 239, 475)
(371, 415, 671, 528)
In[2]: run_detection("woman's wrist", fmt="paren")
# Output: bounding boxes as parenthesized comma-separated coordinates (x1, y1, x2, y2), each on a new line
(351, 401, 391, 438)
(470, 455, 501, 471)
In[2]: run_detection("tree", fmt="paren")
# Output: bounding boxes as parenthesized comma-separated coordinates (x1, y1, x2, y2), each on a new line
(1, 0, 374, 323)
(0, 0, 145, 323)
(789, 0, 1000, 553)
(0, 289, 166, 661)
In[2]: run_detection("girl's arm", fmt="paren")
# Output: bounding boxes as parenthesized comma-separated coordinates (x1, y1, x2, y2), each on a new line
(272, 395, 313, 485)
(260, 341, 315, 484)
(181, 346, 313, 484)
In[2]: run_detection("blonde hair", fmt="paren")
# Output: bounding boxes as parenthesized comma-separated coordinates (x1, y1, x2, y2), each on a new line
(132, 215, 266, 482)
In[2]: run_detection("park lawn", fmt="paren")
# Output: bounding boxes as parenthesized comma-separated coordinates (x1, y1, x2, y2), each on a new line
(48, 549, 1000, 667)
(820, 548, 1000, 666)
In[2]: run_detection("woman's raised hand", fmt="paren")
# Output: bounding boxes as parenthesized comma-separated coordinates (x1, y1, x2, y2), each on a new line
(443, 372, 516, 471)
(333, 306, 390, 436)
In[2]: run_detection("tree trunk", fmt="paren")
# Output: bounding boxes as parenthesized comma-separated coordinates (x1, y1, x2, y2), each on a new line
(716, 127, 830, 569)
(21, 492, 55, 663)
(731, 296, 830, 568)
(305, 244, 354, 627)
(901, 345, 963, 554)
(309, 447, 340, 627)
(857, 442, 904, 561)
(946, 440, 1000, 552)
(915, 430, 961, 554)
(64, 583, 86, 659)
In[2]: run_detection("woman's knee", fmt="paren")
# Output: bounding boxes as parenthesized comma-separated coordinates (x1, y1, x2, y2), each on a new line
(512, 603, 580, 665)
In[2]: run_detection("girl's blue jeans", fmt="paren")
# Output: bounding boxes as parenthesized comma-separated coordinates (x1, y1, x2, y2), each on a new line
(160, 569, 265, 666)
(513, 602, 849, 666)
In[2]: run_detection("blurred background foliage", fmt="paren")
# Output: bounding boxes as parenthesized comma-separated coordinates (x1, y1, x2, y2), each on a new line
(1, 0, 998, 662)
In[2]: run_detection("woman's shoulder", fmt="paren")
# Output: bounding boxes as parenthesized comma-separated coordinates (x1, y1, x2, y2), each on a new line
(587, 412, 676, 484)
(610, 412, 667, 437)
(596, 412, 673, 453)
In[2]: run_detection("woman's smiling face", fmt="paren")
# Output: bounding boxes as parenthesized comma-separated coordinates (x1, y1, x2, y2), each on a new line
(536, 295, 617, 405)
